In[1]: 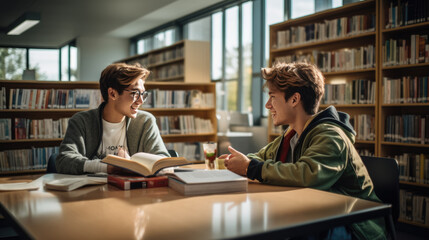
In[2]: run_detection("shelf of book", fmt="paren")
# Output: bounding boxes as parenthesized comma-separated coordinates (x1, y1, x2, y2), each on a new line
(379, 0, 429, 229)
(381, 142, 429, 148)
(143, 82, 217, 161)
(0, 80, 101, 175)
(0, 139, 63, 144)
(271, 32, 376, 53)
(400, 181, 429, 188)
(161, 133, 217, 142)
(268, 1, 379, 158)
(117, 40, 210, 83)
(322, 68, 376, 77)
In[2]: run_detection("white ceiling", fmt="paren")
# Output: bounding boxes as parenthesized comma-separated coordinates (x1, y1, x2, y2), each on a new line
(0, 0, 224, 48)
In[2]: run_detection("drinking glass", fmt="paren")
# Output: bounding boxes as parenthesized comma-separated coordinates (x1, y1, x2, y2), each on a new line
(203, 142, 217, 170)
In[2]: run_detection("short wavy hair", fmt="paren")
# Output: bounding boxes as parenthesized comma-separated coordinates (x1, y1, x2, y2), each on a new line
(99, 62, 150, 103)
(262, 62, 324, 115)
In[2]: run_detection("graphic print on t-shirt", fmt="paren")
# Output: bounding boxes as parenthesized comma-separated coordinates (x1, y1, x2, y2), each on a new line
(98, 118, 128, 157)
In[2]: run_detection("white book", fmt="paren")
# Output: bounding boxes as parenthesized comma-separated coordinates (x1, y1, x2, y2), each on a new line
(168, 170, 248, 196)
(45, 177, 107, 192)
(0, 181, 39, 191)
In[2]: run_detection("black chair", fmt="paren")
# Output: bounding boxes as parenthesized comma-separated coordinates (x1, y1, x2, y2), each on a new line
(168, 149, 178, 157)
(47, 153, 58, 173)
(361, 156, 399, 240)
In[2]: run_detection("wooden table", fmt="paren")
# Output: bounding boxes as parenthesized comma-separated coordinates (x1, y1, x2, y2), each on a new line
(0, 172, 391, 240)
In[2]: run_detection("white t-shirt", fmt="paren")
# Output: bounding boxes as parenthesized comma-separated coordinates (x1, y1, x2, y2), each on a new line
(97, 118, 128, 156)
(84, 118, 128, 173)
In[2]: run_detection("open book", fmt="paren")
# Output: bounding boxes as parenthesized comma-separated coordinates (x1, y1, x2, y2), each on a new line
(101, 152, 188, 177)
(168, 169, 248, 196)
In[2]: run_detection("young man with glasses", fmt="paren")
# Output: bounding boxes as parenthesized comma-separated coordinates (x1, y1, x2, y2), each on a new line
(56, 63, 169, 174)
(221, 62, 386, 239)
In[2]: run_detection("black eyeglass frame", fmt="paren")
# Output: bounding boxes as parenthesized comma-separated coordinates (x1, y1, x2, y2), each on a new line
(124, 89, 149, 102)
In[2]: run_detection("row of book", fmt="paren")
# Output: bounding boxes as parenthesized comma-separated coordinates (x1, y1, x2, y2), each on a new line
(0, 87, 6, 110)
(399, 190, 429, 226)
(385, 0, 429, 29)
(129, 46, 184, 67)
(275, 14, 375, 49)
(0, 147, 58, 172)
(382, 34, 429, 66)
(321, 79, 376, 105)
(148, 63, 184, 80)
(384, 114, 429, 144)
(0, 118, 69, 140)
(6, 88, 102, 110)
(393, 152, 429, 183)
(156, 115, 213, 135)
(274, 45, 375, 73)
(383, 76, 429, 104)
(164, 142, 205, 161)
(351, 114, 375, 141)
(142, 89, 214, 109)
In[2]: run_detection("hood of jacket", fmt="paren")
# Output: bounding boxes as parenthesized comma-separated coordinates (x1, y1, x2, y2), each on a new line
(299, 105, 356, 143)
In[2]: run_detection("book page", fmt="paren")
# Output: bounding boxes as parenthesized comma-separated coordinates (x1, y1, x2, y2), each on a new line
(130, 152, 164, 172)
(172, 170, 247, 184)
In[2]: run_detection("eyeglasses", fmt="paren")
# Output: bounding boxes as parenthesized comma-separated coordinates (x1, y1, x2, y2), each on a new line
(124, 89, 149, 102)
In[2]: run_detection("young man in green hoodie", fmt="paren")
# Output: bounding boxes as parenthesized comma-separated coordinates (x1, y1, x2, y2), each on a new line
(221, 62, 386, 240)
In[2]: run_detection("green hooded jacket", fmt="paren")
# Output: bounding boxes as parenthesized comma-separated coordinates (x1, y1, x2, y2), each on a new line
(246, 106, 386, 240)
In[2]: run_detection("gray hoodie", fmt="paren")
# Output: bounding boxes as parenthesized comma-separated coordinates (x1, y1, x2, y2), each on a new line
(56, 102, 169, 174)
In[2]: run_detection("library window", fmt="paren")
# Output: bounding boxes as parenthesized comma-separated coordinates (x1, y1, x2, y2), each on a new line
(0, 47, 26, 80)
(242, 1, 253, 112)
(61, 46, 68, 81)
(265, 0, 285, 65)
(70, 45, 77, 81)
(154, 28, 177, 49)
(225, 6, 239, 81)
(1, 42, 76, 81)
(211, 11, 223, 81)
(213, 3, 253, 113)
(291, 0, 315, 19)
(185, 16, 211, 42)
(29, 49, 59, 81)
(137, 37, 152, 54)
(60, 42, 78, 81)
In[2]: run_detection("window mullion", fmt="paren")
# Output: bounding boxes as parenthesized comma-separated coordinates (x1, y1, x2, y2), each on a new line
(237, 4, 243, 112)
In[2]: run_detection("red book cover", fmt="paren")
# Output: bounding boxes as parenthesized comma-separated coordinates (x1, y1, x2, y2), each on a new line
(108, 175, 168, 190)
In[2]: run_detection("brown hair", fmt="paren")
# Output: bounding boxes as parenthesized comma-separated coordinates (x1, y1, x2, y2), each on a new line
(262, 62, 324, 115)
(99, 62, 150, 102)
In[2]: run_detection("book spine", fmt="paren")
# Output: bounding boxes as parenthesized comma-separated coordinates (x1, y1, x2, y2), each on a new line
(107, 176, 168, 190)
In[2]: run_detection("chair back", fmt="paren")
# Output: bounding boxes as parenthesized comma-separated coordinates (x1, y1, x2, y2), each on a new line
(360, 156, 399, 224)
(168, 149, 178, 157)
(47, 153, 58, 173)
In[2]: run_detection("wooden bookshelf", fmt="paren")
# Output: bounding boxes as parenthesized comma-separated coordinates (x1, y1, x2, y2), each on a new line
(0, 80, 101, 175)
(268, 0, 378, 157)
(378, 0, 429, 229)
(117, 40, 210, 83)
(144, 82, 217, 144)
